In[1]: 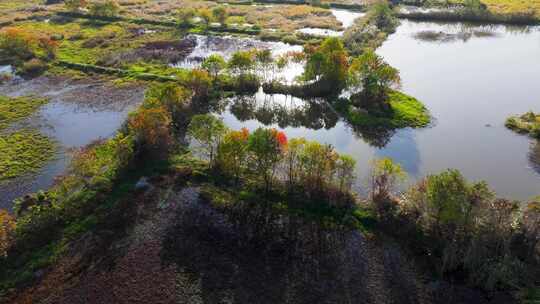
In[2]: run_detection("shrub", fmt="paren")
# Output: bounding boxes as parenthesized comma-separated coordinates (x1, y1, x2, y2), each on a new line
(0, 28, 35, 63)
(64, 0, 87, 11)
(349, 50, 401, 111)
(0, 28, 57, 65)
(19, 58, 47, 77)
(89, 0, 120, 17)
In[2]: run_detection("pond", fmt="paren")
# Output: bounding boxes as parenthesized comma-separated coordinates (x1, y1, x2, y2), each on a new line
(297, 9, 365, 37)
(221, 20, 540, 200)
(0, 77, 144, 209)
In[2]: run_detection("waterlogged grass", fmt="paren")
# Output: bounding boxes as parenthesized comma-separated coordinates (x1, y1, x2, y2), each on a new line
(342, 91, 431, 129)
(0, 96, 48, 130)
(505, 111, 540, 138)
(0, 129, 56, 181)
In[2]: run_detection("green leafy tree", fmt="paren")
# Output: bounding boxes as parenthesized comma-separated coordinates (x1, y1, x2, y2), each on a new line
(303, 37, 348, 91)
(335, 155, 356, 192)
(299, 141, 338, 190)
(255, 49, 273, 82)
(187, 114, 227, 166)
(349, 49, 400, 109)
(201, 54, 226, 78)
(228, 50, 255, 76)
(212, 6, 228, 26)
(284, 137, 306, 187)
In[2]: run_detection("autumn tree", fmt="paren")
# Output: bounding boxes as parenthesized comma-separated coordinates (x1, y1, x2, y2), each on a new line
(187, 114, 227, 166)
(185, 69, 212, 99)
(144, 83, 191, 131)
(0, 28, 57, 64)
(128, 106, 172, 156)
(247, 128, 287, 192)
(217, 128, 250, 183)
(0, 210, 15, 258)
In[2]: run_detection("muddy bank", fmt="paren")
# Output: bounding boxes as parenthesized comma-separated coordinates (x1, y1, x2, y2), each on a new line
(100, 38, 197, 67)
(0, 76, 144, 209)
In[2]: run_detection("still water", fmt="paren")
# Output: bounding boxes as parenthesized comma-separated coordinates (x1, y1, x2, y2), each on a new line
(222, 20, 540, 200)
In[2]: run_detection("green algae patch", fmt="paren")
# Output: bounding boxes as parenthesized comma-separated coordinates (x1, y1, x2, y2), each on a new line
(0, 129, 56, 181)
(0, 95, 48, 130)
(505, 111, 540, 139)
(341, 91, 431, 129)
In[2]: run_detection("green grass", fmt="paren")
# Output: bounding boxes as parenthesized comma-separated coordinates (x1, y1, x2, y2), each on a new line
(342, 91, 431, 129)
(0, 129, 56, 181)
(0, 95, 48, 130)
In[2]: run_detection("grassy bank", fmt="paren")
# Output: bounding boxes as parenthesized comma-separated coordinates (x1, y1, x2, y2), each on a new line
(397, 8, 539, 25)
(506, 111, 540, 138)
(339, 91, 431, 129)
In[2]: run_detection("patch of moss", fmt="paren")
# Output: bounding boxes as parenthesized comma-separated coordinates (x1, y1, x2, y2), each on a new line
(0, 129, 56, 181)
(342, 91, 431, 129)
(0, 95, 48, 130)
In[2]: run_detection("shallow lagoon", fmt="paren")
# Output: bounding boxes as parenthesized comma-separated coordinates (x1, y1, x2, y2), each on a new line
(222, 20, 540, 200)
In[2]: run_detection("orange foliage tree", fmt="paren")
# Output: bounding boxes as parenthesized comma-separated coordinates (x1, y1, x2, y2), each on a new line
(128, 106, 172, 156)
(0, 210, 15, 258)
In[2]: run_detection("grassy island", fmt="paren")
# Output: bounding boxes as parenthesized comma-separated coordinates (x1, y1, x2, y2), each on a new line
(339, 91, 430, 129)
(505, 111, 540, 138)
